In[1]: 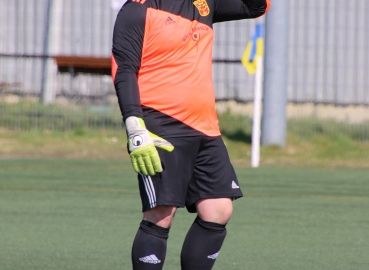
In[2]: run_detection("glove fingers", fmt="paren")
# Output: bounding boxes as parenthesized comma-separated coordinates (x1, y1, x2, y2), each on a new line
(131, 156, 140, 174)
(142, 154, 156, 176)
(150, 152, 163, 173)
(135, 155, 147, 175)
(126, 117, 173, 176)
(132, 150, 157, 176)
(129, 137, 167, 176)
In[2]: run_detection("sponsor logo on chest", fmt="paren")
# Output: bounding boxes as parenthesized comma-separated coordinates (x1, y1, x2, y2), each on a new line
(182, 25, 209, 42)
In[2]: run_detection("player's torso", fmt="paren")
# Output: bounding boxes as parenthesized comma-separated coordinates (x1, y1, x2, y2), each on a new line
(137, 0, 220, 137)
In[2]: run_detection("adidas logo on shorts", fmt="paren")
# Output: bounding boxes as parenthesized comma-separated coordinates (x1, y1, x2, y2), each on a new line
(207, 251, 220, 259)
(139, 254, 161, 264)
(231, 181, 239, 189)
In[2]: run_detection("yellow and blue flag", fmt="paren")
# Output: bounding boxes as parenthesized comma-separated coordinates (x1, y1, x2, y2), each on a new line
(241, 23, 264, 75)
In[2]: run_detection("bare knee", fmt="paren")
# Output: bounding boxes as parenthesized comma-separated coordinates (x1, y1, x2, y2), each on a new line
(143, 205, 177, 228)
(196, 198, 233, 225)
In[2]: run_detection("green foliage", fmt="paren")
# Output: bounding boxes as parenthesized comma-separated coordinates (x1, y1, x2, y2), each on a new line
(217, 112, 369, 167)
(288, 117, 369, 142)
(0, 101, 123, 131)
(1, 102, 368, 142)
(73, 128, 86, 136)
(1, 104, 369, 167)
(217, 112, 369, 143)
(218, 111, 253, 143)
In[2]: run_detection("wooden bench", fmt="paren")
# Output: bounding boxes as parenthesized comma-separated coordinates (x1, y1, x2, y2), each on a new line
(0, 82, 22, 92)
(54, 56, 111, 76)
(54, 55, 241, 77)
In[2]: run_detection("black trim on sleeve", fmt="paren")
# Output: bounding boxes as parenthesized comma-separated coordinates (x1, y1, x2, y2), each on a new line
(214, 0, 268, 23)
(112, 1, 147, 121)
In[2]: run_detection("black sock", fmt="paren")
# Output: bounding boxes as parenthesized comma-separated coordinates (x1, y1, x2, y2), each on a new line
(131, 220, 170, 270)
(180, 216, 227, 270)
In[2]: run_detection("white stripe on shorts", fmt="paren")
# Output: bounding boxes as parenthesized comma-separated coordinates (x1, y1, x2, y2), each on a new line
(140, 174, 157, 208)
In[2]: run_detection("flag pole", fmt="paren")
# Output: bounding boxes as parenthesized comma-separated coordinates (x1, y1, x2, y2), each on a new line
(241, 21, 264, 168)
(251, 56, 263, 168)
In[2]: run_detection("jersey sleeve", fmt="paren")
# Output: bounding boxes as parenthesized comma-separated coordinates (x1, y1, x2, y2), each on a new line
(213, 0, 270, 23)
(112, 2, 147, 122)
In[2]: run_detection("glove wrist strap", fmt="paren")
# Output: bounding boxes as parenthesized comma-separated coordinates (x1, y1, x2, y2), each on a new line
(125, 116, 146, 135)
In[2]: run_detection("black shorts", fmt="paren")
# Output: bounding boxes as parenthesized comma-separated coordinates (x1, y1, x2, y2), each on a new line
(137, 136, 243, 213)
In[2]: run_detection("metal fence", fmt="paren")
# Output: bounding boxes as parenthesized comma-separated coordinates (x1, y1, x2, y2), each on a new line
(288, 0, 369, 105)
(0, 0, 116, 102)
(0, 0, 368, 138)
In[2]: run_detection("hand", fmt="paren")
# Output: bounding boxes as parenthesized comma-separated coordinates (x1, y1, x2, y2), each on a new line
(125, 116, 174, 176)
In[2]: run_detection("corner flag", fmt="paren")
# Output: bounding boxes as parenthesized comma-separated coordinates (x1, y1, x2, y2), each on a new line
(241, 22, 265, 168)
(241, 23, 264, 75)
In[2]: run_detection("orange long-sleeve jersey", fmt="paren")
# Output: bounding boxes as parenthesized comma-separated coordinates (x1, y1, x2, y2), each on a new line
(112, 0, 270, 137)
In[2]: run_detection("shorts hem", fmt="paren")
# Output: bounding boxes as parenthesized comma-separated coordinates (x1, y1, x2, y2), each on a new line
(198, 192, 243, 199)
(142, 201, 185, 212)
(186, 192, 243, 213)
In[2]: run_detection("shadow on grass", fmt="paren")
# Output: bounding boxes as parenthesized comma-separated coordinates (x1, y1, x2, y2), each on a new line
(221, 128, 252, 144)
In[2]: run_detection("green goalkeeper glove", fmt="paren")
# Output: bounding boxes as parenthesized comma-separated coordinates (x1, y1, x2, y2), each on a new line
(125, 116, 174, 176)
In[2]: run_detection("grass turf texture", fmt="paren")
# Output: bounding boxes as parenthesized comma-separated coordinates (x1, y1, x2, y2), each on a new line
(1, 159, 369, 270)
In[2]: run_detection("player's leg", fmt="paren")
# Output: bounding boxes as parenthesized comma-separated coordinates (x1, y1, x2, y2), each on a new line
(131, 136, 200, 270)
(181, 136, 242, 270)
(196, 197, 233, 224)
(180, 198, 232, 270)
(143, 205, 177, 227)
(132, 205, 176, 270)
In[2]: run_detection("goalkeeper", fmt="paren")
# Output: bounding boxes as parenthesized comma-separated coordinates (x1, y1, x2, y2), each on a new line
(112, 0, 270, 269)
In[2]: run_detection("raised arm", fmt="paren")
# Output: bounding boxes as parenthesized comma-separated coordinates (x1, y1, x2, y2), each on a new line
(213, 0, 270, 23)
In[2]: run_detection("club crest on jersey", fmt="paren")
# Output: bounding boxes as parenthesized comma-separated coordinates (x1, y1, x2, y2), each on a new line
(193, 0, 210, 16)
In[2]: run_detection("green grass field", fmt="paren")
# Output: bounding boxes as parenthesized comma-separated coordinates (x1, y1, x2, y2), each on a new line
(1, 159, 369, 270)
